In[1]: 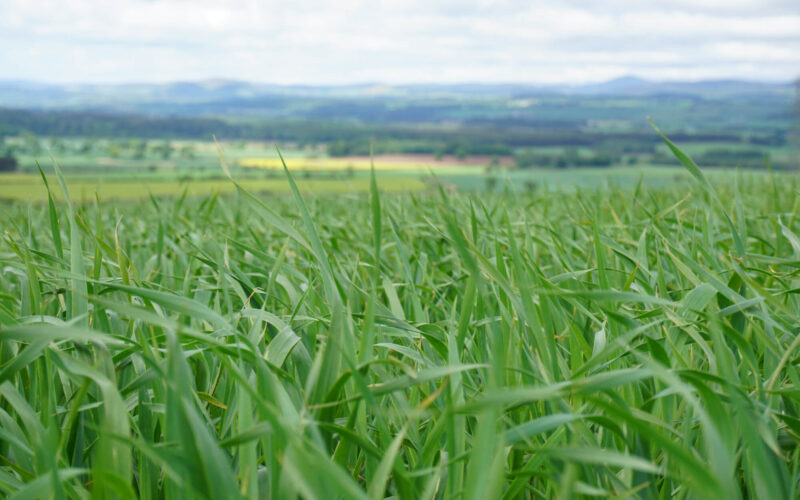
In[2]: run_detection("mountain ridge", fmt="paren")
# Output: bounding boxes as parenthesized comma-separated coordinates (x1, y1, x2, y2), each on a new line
(0, 76, 794, 119)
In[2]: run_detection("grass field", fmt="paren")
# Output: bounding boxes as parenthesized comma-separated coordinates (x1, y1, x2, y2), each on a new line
(2, 136, 800, 498)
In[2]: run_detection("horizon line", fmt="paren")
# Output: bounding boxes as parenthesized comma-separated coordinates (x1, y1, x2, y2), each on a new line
(1, 74, 796, 88)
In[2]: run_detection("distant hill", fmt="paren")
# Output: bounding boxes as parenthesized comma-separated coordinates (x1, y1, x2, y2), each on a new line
(0, 77, 794, 142)
(0, 77, 793, 113)
(565, 76, 793, 97)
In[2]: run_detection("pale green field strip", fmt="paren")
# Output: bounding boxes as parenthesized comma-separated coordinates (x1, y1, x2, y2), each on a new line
(0, 174, 427, 201)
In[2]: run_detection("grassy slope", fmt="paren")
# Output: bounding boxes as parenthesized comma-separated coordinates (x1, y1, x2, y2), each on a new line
(1, 142, 800, 498)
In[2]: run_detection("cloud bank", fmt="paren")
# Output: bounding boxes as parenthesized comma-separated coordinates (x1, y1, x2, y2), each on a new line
(2, 0, 799, 84)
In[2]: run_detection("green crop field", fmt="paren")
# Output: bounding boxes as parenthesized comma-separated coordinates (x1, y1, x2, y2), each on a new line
(2, 135, 800, 499)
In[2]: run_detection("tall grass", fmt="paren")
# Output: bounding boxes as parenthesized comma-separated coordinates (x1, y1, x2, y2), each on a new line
(1, 138, 799, 498)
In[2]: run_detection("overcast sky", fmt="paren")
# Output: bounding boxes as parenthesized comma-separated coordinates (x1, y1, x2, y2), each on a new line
(2, 0, 799, 85)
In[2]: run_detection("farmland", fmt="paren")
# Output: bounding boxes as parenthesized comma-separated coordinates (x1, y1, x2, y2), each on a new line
(2, 78, 796, 177)
(2, 79, 796, 205)
(2, 132, 800, 498)
(0, 130, 793, 202)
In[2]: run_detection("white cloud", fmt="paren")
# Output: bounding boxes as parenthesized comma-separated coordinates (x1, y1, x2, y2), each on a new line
(1, 0, 798, 84)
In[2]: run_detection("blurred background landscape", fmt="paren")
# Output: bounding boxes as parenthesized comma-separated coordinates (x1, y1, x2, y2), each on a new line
(1, 76, 797, 199)
(0, 1, 798, 198)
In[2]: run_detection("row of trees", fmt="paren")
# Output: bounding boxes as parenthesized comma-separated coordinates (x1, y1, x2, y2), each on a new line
(326, 138, 512, 158)
(3, 134, 196, 160)
(651, 148, 772, 168)
(0, 156, 16, 172)
(514, 149, 617, 168)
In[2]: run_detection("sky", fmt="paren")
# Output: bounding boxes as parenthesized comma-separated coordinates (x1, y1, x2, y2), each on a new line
(2, 0, 799, 85)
